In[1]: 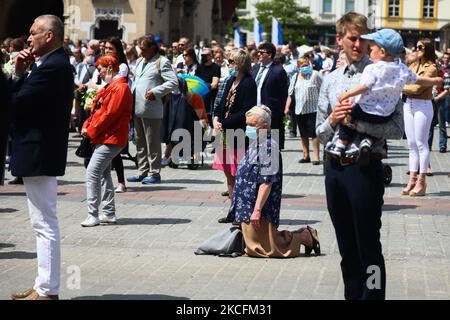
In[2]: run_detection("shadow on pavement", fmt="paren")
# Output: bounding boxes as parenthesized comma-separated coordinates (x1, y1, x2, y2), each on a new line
(126, 186, 187, 192)
(66, 161, 86, 167)
(279, 219, 321, 225)
(282, 194, 305, 199)
(118, 218, 191, 225)
(0, 208, 18, 213)
(429, 172, 450, 177)
(0, 192, 68, 197)
(58, 180, 85, 186)
(384, 162, 406, 167)
(427, 191, 450, 196)
(284, 172, 324, 177)
(0, 251, 37, 259)
(0, 243, 15, 249)
(383, 204, 418, 211)
(72, 294, 189, 300)
(164, 179, 223, 185)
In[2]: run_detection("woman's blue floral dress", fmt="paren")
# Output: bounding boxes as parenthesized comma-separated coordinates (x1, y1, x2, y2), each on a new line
(228, 134, 283, 228)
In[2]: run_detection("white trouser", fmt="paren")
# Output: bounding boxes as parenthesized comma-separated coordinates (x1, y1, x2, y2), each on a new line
(403, 98, 433, 174)
(23, 176, 60, 296)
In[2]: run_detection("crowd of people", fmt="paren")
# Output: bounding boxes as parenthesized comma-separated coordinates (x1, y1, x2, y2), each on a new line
(1, 11, 450, 300)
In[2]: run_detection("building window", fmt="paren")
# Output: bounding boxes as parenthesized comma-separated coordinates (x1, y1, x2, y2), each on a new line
(323, 0, 332, 13)
(423, 0, 435, 18)
(345, 0, 355, 12)
(388, 0, 400, 17)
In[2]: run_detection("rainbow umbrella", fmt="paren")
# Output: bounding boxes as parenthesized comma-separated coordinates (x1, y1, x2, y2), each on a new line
(178, 74, 210, 98)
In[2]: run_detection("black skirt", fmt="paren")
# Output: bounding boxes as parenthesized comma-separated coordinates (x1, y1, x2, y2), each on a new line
(296, 112, 317, 138)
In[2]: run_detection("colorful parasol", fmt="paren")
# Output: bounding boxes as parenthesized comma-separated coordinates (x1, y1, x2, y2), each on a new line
(177, 74, 210, 98)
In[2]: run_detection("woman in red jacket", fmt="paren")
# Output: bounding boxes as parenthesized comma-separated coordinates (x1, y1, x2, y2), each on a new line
(80, 54, 132, 227)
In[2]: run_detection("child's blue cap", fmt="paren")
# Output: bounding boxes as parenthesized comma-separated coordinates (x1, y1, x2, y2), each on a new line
(361, 28, 405, 57)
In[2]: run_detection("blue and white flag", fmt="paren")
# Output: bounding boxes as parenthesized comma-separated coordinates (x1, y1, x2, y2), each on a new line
(234, 26, 244, 48)
(254, 17, 263, 46)
(271, 17, 283, 46)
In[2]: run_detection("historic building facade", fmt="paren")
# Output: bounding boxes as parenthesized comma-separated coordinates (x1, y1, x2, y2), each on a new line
(240, 0, 450, 50)
(371, 0, 450, 50)
(0, 0, 239, 44)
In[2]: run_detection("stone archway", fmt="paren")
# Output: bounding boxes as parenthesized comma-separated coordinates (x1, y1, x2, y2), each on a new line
(0, 0, 64, 39)
(90, 8, 125, 41)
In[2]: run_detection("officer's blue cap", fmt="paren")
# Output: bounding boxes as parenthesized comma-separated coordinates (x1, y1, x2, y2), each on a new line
(361, 28, 405, 57)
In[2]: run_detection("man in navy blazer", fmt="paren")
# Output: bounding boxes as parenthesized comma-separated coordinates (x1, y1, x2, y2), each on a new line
(9, 15, 73, 300)
(252, 43, 289, 149)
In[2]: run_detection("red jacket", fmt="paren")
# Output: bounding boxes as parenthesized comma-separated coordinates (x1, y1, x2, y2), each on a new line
(83, 77, 132, 148)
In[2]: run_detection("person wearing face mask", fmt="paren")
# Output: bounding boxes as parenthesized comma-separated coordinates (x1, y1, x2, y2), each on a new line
(80, 54, 132, 227)
(74, 48, 96, 135)
(196, 48, 221, 126)
(224, 105, 320, 258)
(213, 49, 257, 223)
(284, 57, 322, 165)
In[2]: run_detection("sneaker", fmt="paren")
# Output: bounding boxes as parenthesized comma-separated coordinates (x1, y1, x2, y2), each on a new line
(81, 215, 100, 227)
(115, 184, 127, 193)
(127, 175, 147, 183)
(99, 214, 117, 225)
(161, 157, 172, 166)
(439, 148, 447, 153)
(325, 142, 345, 158)
(345, 143, 360, 157)
(360, 138, 373, 152)
(358, 138, 373, 166)
(142, 175, 161, 185)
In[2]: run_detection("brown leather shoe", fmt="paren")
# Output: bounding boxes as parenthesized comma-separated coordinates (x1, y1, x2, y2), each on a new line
(11, 288, 35, 300)
(14, 291, 59, 300)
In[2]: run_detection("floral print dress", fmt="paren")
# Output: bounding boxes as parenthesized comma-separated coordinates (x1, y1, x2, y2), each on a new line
(228, 134, 283, 228)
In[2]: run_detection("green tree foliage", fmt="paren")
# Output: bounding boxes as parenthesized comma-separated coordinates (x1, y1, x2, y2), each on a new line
(237, 0, 314, 46)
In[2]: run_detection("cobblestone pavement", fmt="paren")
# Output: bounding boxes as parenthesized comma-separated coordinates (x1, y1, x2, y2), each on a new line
(1, 129, 450, 300)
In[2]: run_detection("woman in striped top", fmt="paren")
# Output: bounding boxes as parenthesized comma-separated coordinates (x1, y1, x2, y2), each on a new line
(285, 57, 322, 165)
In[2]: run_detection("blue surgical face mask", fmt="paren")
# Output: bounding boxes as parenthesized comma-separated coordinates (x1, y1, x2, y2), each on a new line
(229, 68, 238, 77)
(300, 66, 313, 75)
(245, 126, 258, 140)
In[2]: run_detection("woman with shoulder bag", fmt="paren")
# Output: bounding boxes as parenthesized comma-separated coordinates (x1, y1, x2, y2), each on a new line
(80, 54, 132, 227)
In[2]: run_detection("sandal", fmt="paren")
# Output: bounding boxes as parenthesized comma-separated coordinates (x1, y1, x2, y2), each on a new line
(305, 226, 321, 256)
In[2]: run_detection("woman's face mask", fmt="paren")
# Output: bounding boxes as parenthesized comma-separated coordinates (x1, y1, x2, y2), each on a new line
(229, 68, 238, 77)
(300, 66, 313, 75)
(245, 126, 258, 140)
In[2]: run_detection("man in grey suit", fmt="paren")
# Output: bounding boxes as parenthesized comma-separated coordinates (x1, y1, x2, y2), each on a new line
(127, 36, 178, 184)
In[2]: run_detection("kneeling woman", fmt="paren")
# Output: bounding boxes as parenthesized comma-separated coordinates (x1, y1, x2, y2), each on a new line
(230, 106, 320, 257)
(80, 54, 133, 227)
